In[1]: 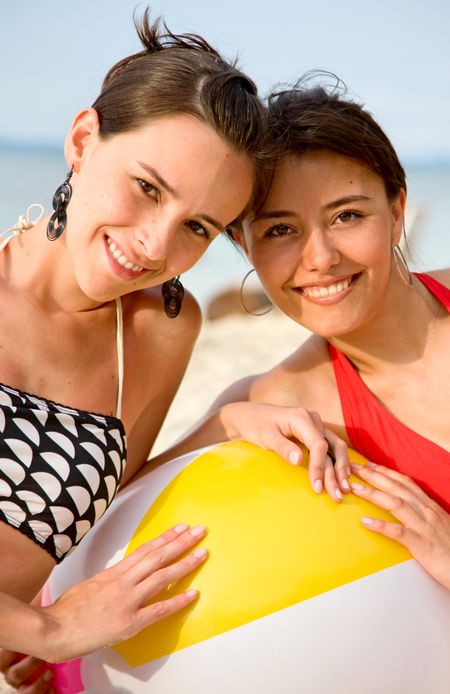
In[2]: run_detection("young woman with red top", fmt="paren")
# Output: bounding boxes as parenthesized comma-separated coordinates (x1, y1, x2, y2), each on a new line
(226, 79, 450, 587)
(155, 77, 449, 589)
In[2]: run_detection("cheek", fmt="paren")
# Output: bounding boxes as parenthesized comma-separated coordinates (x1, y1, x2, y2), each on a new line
(250, 243, 294, 289)
(169, 236, 209, 276)
(71, 167, 135, 226)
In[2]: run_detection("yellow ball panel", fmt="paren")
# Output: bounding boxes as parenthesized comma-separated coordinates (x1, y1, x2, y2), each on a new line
(115, 442, 410, 667)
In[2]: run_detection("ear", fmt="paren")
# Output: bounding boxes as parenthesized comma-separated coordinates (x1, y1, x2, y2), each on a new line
(390, 188, 407, 247)
(64, 108, 101, 172)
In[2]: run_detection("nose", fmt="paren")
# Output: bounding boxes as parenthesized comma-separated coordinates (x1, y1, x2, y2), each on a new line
(134, 221, 173, 265)
(301, 228, 340, 272)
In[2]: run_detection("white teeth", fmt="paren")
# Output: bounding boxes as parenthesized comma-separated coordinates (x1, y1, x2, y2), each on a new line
(106, 238, 143, 272)
(302, 277, 351, 298)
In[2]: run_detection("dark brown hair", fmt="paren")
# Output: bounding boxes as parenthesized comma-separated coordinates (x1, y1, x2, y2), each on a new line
(266, 73, 406, 200)
(91, 9, 270, 215)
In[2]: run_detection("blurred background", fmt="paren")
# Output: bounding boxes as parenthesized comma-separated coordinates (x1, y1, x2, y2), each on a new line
(1, 0, 449, 308)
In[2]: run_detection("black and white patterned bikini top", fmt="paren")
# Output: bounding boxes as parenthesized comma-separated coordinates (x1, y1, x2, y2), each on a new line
(0, 216, 127, 563)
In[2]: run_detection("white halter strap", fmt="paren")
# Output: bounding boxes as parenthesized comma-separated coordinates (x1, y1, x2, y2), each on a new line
(114, 297, 124, 420)
(2, 205, 125, 420)
(0, 204, 44, 252)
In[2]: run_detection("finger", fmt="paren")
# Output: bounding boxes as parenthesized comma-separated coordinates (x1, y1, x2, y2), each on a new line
(3, 656, 50, 690)
(306, 435, 329, 494)
(259, 430, 304, 466)
(139, 546, 208, 601)
(309, 410, 326, 435)
(350, 481, 425, 524)
(128, 526, 207, 584)
(323, 457, 343, 502)
(360, 515, 419, 554)
(10, 669, 54, 694)
(137, 588, 200, 632)
(0, 649, 19, 671)
(5, 656, 46, 686)
(108, 523, 193, 576)
(325, 430, 351, 492)
(351, 463, 422, 497)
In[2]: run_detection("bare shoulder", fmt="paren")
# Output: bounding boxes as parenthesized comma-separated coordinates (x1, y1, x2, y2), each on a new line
(426, 268, 450, 287)
(122, 286, 202, 348)
(209, 335, 331, 409)
(248, 334, 334, 407)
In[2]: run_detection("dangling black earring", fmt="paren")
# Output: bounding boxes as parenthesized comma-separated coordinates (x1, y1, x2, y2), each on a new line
(162, 276, 184, 318)
(47, 168, 73, 241)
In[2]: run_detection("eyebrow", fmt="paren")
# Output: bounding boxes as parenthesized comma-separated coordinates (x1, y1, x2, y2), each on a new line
(138, 161, 223, 232)
(324, 195, 371, 210)
(138, 162, 178, 197)
(198, 214, 224, 233)
(252, 196, 372, 222)
(252, 210, 297, 222)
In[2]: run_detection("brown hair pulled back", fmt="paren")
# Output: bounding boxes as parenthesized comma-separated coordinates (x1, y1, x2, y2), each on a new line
(267, 72, 406, 200)
(91, 9, 269, 212)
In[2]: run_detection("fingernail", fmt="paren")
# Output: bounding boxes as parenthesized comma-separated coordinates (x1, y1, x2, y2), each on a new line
(366, 462, 378, 469)
(351, 482, 365, 491)
(190, 525, 206, 537)
(44, 670, 54, 682)
(314, 479, 322, 494)
(192, 547, 207, 558)
(351, 463, 362, 470)
(342, 478, 351, 491)
(174, 523, 189, 533)
(288, 451, 300, 465)
(186, 589, 199, 598)
(361, 516, 374, 526)
(335, 488, 343, 500)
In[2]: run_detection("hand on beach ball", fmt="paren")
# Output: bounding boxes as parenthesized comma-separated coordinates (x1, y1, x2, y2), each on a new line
(116, 441, 410, 666)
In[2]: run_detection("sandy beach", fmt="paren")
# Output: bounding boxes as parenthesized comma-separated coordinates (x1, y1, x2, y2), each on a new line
(153, 308, 311, 455)
(0, 309, 310, 693)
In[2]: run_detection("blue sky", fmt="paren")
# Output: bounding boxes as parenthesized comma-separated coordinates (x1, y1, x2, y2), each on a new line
(1, 0, 449, 162)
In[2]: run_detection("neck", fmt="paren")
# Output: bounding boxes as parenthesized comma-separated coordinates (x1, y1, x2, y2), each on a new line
(328, 274, 444, 373)
(0, 216, 106, 314)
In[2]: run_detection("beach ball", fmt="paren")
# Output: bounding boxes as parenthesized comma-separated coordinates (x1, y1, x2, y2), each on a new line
(46, 442, 450, 693)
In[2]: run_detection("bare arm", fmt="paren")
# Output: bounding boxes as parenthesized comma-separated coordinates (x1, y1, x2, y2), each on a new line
(120, 290, 203, 486)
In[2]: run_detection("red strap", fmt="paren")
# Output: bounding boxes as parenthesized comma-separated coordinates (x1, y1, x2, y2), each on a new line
(415, 272, 450, 309)
(329, 274, 450, 511)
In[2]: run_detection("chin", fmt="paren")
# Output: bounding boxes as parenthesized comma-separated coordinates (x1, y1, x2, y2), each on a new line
(285, 310, 360, 339)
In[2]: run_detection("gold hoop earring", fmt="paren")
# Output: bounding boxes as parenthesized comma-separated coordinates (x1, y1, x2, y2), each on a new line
(392, 245, 413, 287)
(239, 269, 273, 316)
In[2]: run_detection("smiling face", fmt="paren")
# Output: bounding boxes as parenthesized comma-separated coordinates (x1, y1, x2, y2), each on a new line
(240, 150, 406, 338)
(64, 110, 254, 303)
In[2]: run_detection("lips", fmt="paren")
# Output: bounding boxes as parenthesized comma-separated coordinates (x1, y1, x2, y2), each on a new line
(106, 237, 144, 272)
(294, 274, 360, 304)
(300, 276, 352, 298)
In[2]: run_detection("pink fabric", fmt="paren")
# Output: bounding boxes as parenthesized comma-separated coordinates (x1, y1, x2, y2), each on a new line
(41, 582, 85, 694)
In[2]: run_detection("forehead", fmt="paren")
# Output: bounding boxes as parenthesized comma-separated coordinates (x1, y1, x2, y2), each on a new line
(263, 150, 385, 208)
(110, 114, 226, 154)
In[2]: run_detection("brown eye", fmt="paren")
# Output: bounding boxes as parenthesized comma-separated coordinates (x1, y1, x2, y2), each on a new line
(336, 211, 360, 224)
(185, 220, 210, 240)
(138, 178, 159, 199)
(265, 224, 292, 238)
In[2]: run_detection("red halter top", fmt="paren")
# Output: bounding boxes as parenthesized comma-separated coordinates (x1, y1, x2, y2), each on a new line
(329, 273, 450, 512)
